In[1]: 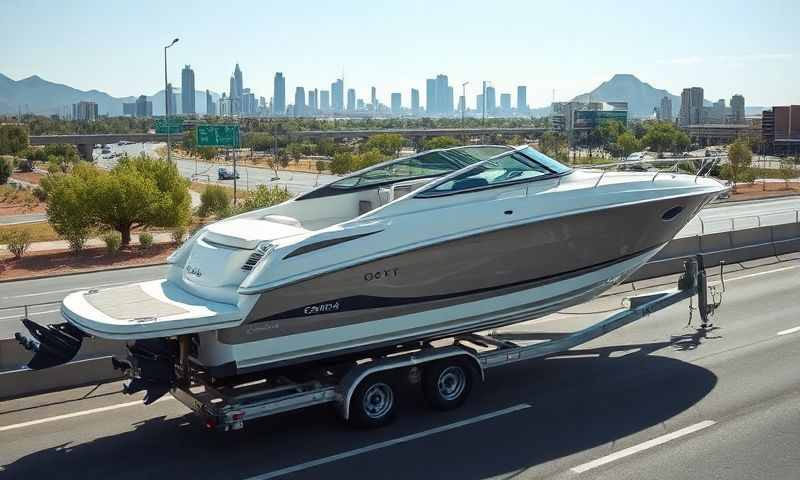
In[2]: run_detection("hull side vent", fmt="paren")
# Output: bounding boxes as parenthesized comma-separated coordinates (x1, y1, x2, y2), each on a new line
(242, 251, 265, 271)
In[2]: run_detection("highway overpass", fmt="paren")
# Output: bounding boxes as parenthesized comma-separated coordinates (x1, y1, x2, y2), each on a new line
(29, 127, 549, 160)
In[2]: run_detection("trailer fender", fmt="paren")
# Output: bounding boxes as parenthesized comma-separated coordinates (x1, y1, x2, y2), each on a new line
(337, 346, 483, 420)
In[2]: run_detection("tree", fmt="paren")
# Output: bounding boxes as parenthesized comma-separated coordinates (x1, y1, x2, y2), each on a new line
(641, 122, 680, 157)
(727, 139, 753, 192)
(245, 132, 274, 153)
(329, 152, 354, 175)
(0, 157, 11, 184)
(42, 156, 191, 246)
(41, 162, 99, 250)
(267, 150, 291, 177)
(778, 160, 796, 189)
(0, 124, 29, 155)
(352, 149, 387, 171)
(364, 133, 404, 156)
(198, 185, 231, 218)
(422, 136, 460, 150)
(617, 132, 641, 158)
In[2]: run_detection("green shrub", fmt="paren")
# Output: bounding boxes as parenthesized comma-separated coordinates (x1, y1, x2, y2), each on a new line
(171, 226, 186, 245)
(65, 232, 88, 252)
(32, 186, 47, 202)
(139, 231, 154, 249)
(234, 185, 292, 214)
(198, 185, 231, 218)
(2, 230, 33, 258)
(0, 158, 10, 185)
(101, 231, 122, 254)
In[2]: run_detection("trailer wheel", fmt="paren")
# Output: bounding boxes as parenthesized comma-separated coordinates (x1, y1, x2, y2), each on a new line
(422, 359, 473, 411)
(348, 375, 397, 428)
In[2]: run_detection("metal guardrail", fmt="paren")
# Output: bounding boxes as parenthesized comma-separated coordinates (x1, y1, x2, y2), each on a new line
(697, 208, 800, 235)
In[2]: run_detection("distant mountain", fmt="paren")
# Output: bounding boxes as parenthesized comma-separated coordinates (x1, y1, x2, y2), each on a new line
(570, 74, 684, 118)
(569, 73, 765, 120)
(0, 72, 219, 116)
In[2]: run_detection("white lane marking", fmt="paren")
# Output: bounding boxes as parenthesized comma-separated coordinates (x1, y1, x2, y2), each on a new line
(720, 264, 800, 283)
(0, 397, 173, 432)
(0, 309, 60, 321)
(3, 281, 130, 300)
(777, 326, 800, 336)
(246, 403, 532, 480)
(570, 420, 716, 473)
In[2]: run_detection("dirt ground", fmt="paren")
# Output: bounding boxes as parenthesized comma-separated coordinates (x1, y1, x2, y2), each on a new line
(10, 172, 46, 185)
(0, 243, 174, 281)
(728, 181, 800, 202)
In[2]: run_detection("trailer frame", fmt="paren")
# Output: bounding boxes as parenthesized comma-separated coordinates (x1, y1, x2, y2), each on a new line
(171, 255, 717, 431)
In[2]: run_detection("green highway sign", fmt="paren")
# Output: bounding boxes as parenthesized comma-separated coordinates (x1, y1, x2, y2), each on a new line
(154, 118, 184, 134)
(197, 124, 240, 147)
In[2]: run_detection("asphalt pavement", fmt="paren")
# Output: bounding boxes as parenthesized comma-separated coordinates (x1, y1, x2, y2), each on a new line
(1, 258, 799, 479)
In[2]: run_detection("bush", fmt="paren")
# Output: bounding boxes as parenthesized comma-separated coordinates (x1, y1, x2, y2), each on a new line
(198, 185, 231, 218)
(2, 230, 32, 259)
(171, 226, 186, 245)
(101, 231, 122, 254)
(139, 231, 154, 249)
(234, 185, 292, 214)
(0, 158, 10, 185)
(65, 232, 89, 252)
(32, 186, 47, 202)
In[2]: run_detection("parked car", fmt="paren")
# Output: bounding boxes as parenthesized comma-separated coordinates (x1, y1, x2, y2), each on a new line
(218, 167, 240, 180)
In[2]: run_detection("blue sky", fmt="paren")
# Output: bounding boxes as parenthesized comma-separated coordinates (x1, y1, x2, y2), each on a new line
(1, 0, 798, 108)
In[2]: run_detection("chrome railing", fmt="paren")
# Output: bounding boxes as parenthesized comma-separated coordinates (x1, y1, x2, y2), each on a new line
(576, 156, 725, 189)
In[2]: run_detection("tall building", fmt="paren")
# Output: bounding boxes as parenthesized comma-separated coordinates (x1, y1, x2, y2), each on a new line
(165, 83, 176, 115)
(485, 86, 496, 114)
(762, 105, 800, 155)
(205, 90, 215, 116)
(331, 79, 344, 113)
(457, 95, 465, 114)
(517, 86, 528, 113)
(435, 74, 450, 114)
(679, 87, 704, 126)
(371, 86, 377, 110)
(319, 90, 330, 112)
(308, 89, 318, 115)
(500, 93, 511, 112)
(294, 87, 305, 117)
(346, 88, 356, 112)
(233, 64, 243, 100)
(731, 94, 745, 123)
(476, 94, 484, 112)
(181, 65, 195, 115)
(136, 95, 152, 117)
(391, 92, 402, 114)
(273, 72, 286, 115)
(659, 96, 672, 121)
(425, 78, 437, 114)
(411, 88, 420, 115)
(72, 101, 98, 121)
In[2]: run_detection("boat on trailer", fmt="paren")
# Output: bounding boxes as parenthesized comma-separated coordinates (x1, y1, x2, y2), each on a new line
(18, 145, 726, 409)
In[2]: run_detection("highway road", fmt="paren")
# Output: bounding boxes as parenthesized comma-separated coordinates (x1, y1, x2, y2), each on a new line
(94, 143, 338, 195)
(1, 258, 799, 479)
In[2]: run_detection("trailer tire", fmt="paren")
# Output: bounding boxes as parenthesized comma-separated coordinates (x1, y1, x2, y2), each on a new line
(422, 358, 473, 411)
(348, 374, 398, 428)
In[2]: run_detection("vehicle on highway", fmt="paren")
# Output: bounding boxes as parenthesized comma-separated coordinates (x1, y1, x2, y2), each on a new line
(218, 167, 240, 180)
(101, 147, 111, 154)
(17, 145, 726, 427)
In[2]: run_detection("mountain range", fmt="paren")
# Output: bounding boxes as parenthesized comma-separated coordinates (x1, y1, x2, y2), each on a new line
(0, 73, 219, 116)
(0, 72, 763, 119)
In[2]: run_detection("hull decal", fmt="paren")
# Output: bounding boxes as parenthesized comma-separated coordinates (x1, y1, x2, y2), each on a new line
(283, 231, 381, 259)
(252, 244, 661, 323)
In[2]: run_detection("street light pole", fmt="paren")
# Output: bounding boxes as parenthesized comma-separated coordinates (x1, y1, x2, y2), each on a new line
(164, 38, 179, 163)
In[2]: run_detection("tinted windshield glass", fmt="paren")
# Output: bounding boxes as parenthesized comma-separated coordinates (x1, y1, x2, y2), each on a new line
(328, 146, 512, 190)
(518, 147, 571, 174)
(418, 152, 551, 196)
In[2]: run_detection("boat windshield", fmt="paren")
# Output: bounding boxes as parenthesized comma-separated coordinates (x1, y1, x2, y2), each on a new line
(328, 146, 513, 190)
(416, 147, 571, 197)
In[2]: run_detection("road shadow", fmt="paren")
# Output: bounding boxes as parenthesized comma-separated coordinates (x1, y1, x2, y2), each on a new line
(2, 340, 717, 480)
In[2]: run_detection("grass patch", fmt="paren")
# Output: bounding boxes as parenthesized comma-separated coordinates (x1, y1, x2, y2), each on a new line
(0, 222, 59, 242)
(0, 185, 40, 205)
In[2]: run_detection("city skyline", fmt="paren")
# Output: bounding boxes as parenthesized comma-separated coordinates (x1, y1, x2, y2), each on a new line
(1, 0, 798, 108)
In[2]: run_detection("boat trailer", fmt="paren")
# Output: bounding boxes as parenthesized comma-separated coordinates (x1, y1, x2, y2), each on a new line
(170, 255, 721, 431)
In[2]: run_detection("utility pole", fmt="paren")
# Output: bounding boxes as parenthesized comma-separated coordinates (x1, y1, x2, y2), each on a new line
(164, 38, 179, 163)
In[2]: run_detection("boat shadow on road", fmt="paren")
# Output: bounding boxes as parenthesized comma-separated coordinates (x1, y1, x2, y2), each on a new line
(2, 338, 718, 480)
